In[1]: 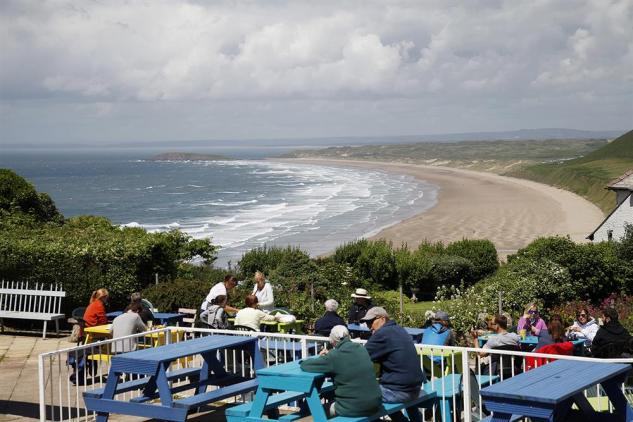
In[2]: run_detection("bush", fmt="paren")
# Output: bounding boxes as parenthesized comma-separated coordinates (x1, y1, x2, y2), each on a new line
(550, 294, 633, 333)
(445, 239, 499, 282)
(511, 236, 623, 300)
(237, 245, 300, 277)
(355, 240, 397, 289)
(142, 279, 213, 312)
(332, 239, 369, 268)
(0, 169, 63, 225)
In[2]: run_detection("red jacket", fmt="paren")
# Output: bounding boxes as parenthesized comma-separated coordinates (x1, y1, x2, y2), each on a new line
(526, 341, 574, 371)
(83, 299, 108, 327)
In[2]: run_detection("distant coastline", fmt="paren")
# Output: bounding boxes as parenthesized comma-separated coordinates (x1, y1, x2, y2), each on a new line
(281, 158, 604, 259)
(149, 152, 232, 161)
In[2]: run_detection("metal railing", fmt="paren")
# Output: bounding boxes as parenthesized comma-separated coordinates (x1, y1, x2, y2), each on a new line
(38, 327, 633, 421)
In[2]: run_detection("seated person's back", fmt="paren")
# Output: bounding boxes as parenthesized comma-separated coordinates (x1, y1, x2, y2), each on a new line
(234, 294, 278, 331)
(314, 299, 346, 336)
(592, 307, 632, 358)
(112, 303, 147, 353)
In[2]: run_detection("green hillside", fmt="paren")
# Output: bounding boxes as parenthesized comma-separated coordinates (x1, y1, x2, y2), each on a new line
(508, 130, 633, 213)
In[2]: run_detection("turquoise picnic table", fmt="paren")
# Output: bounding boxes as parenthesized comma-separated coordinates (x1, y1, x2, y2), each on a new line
(477, 334, 586, 354)
(227, 359, 437, 422)
(83, 334, 264, 422)
(480, 359, 633, 421)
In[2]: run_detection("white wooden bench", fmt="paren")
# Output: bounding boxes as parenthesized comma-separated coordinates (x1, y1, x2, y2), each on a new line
(177, 307, 197, 327)
(0, 281, 66, 339)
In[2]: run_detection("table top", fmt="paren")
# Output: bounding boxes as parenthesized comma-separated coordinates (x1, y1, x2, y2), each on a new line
(115, 334, 255, 363)
(107, 311, 184, 320)
(257, 359, 322, 380)
(481, 360, 631, 404)
(84, 324, 112, 334)
(478, 334, 585, 348)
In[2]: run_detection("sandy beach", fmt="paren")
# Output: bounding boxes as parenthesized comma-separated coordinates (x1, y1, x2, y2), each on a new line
(286, 159, 605, 258)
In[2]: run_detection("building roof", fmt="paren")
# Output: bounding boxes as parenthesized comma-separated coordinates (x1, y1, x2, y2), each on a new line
(607, 169, 633, 191)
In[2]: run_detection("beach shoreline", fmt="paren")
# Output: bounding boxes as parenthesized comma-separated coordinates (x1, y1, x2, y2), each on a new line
(280, 158, 605, 258)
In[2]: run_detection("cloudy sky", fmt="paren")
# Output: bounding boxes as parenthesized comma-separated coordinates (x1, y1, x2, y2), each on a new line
(1, 0, 631, 146)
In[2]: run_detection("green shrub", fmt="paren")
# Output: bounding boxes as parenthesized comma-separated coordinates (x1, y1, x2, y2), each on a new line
(445, 239, 499, 282)
(333, 239, 369, 268)
(0, 169, 63, 225)
(142, 279, 213, 312)
(237, 245, 301, 277)
(356, 240, 397, 289)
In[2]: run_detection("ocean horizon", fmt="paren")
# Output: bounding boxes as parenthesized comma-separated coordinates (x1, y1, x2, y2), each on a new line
(1, 148, 438, 267)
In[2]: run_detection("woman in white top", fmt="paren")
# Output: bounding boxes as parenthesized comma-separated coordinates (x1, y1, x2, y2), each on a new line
(234, 295, 279, 331)
(252, 271, 275, 312)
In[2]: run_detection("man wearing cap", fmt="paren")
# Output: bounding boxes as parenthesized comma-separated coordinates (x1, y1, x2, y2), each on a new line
(362, 307, 425, 422)
(300, 325, 383, 417)
(422, 310, 456, 347)
(348, 288, 374, 324)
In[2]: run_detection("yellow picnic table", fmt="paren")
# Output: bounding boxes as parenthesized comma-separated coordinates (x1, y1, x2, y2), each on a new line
(83, 324, 186, 362)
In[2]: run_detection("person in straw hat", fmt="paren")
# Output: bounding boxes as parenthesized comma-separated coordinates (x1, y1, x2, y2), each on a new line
(348, 288, 374, 324)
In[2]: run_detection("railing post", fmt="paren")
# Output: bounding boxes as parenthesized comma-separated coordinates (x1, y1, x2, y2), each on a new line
(462, 350, 472, 422)
(300, 337, 308, 359)
(38, 354, 46, 422)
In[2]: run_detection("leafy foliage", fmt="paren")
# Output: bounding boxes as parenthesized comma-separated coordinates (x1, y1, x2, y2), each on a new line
(0, 169, 63, 225)
(142, 279, 213, 312)
(445, 239, 498, 281)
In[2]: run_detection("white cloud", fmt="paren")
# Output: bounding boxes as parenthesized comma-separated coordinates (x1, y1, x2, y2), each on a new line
(0, 0, 631, 143)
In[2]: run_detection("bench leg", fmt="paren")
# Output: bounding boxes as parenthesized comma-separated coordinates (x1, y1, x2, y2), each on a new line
(0, 318, 3, 333)
(55, 320, 60, 336)
(42, 321, 48, 339)
(95, 411, 109, 422)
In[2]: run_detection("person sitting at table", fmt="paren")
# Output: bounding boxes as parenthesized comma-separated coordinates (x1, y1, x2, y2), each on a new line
(347, 288, 373, 324)
(127, 292, 154, 324)
(234, 295, 280, 331)
(534, 318, 568, 350)
(362, 307, 425, 422)
(475, 314, 522, 377)
(592, 307, 632, 358)
(566, 307, 599, 347)
(300, 325, 382, 417)
(200, 274, 239, 315)
(422, 310, 456, 359)
(111, 302, 147, 353)
(83, 288, 109, 328)
(517, 302, 547, 336)
(252, 271, 274, 312)
(199, 295, 229, 329)
(314, 299, 345, 337)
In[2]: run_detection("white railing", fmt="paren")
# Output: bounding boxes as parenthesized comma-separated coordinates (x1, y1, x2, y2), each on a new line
(38, 327, 633, 422)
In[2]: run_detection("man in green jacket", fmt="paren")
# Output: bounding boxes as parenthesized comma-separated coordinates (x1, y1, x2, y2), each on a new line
(300, 325, 382, 417)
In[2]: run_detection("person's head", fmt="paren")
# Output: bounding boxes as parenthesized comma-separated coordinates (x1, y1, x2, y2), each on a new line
(126, 302, 144, 314)
(524, 302, 539, 318)
(602, 307, 619, 324)
(351, 288, 371, 305)
(493, 314, 508, 332)
(501, 312, 513, 329)
(90, 288, 109, 304)
(576, 307, 591, 324)
(434, 310, 450, 327)
(244, 294, 258, 308)
(548, 320, 566, 343)
(549, 314, 563, 325)
(361, 307, 389, 333)
(130, 292, 142, 303)
(212, 295, 227, 307)
(254, 271, 266, 289)
(324, 299, 339, 313)
(329, 325, 350, 347)
(224, 274, 237, 290)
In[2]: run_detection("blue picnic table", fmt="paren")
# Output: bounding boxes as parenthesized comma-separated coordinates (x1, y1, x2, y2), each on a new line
(83, 334, 264, 422)
(347, 323, 426, 343)
(477, 334, 586, 354)
(480, 359, 633, 421)
(106, 311, 185, 326)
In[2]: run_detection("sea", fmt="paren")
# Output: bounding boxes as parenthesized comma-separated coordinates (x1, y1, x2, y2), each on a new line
(0, 147, 438, 267)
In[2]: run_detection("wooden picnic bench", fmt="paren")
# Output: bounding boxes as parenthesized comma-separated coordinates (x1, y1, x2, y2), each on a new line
(0, 281, 66, 339)
(83, 334, 265, 422)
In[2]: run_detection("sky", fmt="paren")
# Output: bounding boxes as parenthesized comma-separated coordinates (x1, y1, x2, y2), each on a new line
(1, 0, 632, 146)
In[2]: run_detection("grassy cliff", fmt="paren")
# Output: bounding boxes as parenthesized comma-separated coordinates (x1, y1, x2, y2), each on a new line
(508, 130, 633, 213)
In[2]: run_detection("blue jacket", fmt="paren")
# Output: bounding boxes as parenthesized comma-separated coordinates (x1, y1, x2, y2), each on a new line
(422, 322, 455, 364)
(314, 311, 346, 336)
(365, 320, 425, 391)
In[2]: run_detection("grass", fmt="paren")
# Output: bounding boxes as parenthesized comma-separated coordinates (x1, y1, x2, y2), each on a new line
(508, 130, 633, 213)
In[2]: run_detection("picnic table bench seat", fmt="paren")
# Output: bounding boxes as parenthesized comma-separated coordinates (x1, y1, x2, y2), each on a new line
(325, 391, 437, 422)
(226, 381, 335, 422)
(173, 378, 259, 409)
(0, 281, 66, 338)
(84, 367, 202, 398)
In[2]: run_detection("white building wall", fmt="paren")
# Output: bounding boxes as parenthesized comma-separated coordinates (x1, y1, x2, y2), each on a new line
(592, 193, 633, 242)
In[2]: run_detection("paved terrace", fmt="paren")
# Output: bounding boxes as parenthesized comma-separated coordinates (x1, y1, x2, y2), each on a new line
(0, 333, 245, 422)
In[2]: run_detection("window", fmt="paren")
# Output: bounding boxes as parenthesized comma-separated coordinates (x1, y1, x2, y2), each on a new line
(607, 230, 613, 241)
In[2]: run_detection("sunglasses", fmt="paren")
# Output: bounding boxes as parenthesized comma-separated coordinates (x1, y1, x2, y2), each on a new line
(578, 313, 587, 317)
(528, 310, 538, 314)
(364, 318, 376, 327)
